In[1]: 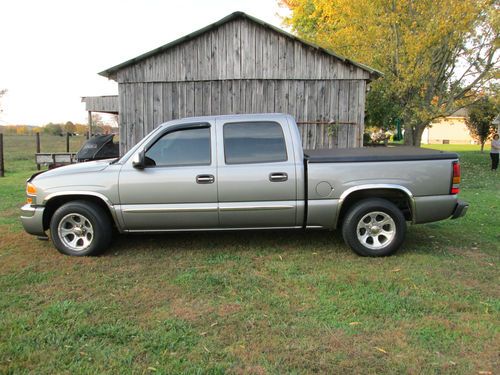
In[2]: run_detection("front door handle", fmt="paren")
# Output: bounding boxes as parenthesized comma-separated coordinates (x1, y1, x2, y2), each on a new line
(269, 172, 288, 182)
(196, 174, 215, 184)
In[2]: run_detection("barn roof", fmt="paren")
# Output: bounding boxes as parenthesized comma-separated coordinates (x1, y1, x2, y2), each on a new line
(99, 11, 382, 80)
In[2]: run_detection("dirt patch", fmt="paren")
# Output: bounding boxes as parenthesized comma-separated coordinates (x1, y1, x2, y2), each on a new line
(0, 230, 50, 272)
(231, 365, 267, 375)
(225, 323, 353, 373)
(217, 303, 242, 317)
(0, 228, 106, 275)
(1, 207, 22, 219)
(169, 297, 214, 322)
(448, 247, 498, 264)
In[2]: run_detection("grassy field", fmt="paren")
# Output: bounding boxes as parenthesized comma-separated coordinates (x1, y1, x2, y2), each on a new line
(0, 135, 498, 374)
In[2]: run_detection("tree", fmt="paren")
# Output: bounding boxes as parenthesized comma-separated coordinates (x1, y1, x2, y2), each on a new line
(0, 89, 6, 118)
(280, 0, 499, 146)
(43, 123, 63, 135)
(64, 121, 76, 134)
(365, 79, 401, 130)
(16, 126, 27, 135)
(90, 113, 105, 135)
(91, 113, 104, 127)
(108, 114, 118, 128)
(75, 123, 89, 135)
(466, 96, 498, 151)
(101, 125, 113, 134)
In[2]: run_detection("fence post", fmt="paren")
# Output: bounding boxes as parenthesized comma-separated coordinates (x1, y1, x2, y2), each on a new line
(0, 133, 4, 177)
(66, 132, 70, 152)
(36, 132, 41, 171)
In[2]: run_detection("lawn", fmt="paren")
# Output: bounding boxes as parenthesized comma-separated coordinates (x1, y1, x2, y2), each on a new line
(0, 136, 498, 374)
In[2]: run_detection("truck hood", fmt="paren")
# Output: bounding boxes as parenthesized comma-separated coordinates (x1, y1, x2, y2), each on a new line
(32, 159, 113, 181)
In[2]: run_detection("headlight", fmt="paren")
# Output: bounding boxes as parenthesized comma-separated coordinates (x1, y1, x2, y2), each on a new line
(26, 182, 37, 195)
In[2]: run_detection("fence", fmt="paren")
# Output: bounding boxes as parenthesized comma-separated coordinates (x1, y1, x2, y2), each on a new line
(0, 133, 88, 176)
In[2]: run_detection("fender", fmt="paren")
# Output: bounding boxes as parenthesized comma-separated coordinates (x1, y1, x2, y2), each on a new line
(43, 191, 123, 232)
(335, 184, 416, 226)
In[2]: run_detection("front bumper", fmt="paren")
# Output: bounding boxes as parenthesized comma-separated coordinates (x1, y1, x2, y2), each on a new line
(451, 200, 469, 219)
(20, 204, 46, 236)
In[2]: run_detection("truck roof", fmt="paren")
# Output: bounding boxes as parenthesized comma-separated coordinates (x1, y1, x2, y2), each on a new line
(159, 113, 291, 127)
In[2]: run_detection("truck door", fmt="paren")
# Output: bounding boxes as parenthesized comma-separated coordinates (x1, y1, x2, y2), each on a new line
(216, 118, 298, 228)
(118, 122, 219, 230)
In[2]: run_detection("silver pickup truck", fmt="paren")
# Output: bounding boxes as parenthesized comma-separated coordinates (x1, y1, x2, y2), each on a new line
(21, 114, 468, 257)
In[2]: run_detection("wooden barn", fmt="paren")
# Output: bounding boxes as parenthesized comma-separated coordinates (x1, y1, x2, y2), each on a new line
(98, 11, 381, 153)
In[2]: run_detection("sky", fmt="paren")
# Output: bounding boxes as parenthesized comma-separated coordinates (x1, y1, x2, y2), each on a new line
(0, 0, 289, 126)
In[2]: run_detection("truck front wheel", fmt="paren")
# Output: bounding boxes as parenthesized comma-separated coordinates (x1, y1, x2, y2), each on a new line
(341, 198, 406, 257)
(50, 200, 112, 256)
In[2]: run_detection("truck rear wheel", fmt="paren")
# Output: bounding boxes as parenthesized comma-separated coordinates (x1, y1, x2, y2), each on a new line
(341, 198, 406, 257)
(50, 200, 112, 256)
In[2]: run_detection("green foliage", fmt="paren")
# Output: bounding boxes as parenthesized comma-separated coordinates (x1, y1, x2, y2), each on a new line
(43, 123, 63, 135)
(366, 81, 401, 129)
(466, 96, 498, 150)
(362, 131, 371, 146)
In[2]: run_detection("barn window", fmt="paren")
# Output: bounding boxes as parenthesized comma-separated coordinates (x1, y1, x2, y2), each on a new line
(223, 122, 287, 164)
(145, 127, 211, 167)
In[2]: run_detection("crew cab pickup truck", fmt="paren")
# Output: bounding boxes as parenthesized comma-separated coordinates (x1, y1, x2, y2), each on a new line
(21, 114, 468, 257)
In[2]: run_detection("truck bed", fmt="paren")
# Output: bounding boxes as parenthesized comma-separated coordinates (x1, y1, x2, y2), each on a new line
(305, 146, 458, 163)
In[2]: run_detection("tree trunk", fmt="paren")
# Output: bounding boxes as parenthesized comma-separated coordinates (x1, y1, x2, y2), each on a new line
(480, 142, 485, 152)
(403, 124, 426, 147)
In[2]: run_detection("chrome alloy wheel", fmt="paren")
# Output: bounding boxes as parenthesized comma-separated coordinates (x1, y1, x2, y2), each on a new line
(356, 211, 396, 250)
(57, 213, 94, 252)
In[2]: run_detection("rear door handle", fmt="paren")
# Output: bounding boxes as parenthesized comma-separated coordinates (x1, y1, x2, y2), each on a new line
(196, 174, 215, 184)
(269, 172, 288, 182)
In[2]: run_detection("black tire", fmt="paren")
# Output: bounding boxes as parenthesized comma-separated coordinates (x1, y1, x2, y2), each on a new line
(50, 200, 112, 256)
(341, 198, 406, 257)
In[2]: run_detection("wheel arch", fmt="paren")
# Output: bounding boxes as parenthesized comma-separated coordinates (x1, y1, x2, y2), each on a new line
(335, 185, 415, 227)
(42, 192, 121, 232)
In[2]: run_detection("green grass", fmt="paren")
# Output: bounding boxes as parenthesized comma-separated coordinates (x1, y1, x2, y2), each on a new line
(0, 134, 86, 227)
(0, 136, 498, 374)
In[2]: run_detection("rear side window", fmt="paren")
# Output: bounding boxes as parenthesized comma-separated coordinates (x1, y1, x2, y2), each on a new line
(145, 127, 211, 167)
(223, 122, 287, 164)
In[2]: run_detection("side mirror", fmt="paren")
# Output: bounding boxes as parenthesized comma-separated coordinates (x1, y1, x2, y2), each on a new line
(132, 149, 145, 169)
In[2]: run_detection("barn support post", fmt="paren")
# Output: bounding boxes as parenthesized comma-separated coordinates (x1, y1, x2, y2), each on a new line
(88, 111, 92, 139)
(0, 133, 4, 177)
(35, 132, 41, 171)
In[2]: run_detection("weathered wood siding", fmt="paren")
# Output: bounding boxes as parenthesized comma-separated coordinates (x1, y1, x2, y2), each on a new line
(118, 79, 366, 152)
(82, 96, 119, 113)
(115, 19, 370, 83)
(114, 16, 371, 153)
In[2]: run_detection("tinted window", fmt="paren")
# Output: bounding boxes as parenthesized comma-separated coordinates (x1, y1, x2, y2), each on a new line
(145, 127, 210, 167)
(223, 122, 287, 164)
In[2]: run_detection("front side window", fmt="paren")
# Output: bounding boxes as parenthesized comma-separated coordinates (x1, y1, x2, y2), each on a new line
(223, 122, 287, 164)
(145, 126, 211, 167)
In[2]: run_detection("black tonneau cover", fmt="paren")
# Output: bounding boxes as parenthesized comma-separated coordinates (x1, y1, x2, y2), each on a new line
(305, 147, 458, 163)
(76, 134, 119, 162)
